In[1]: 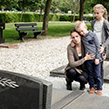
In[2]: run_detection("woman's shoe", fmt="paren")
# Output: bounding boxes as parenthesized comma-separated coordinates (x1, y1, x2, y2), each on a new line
(66, 78, 72, 90)
(89, 87, 95, 94)
(80, 84, 85, 90)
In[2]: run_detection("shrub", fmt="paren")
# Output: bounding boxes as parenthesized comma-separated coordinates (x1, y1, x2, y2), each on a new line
(0, 12, 97, 23)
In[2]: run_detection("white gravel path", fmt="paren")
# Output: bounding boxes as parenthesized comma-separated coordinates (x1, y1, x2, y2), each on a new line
(0, 37, 70, 78)
(0, 36, 109, 97)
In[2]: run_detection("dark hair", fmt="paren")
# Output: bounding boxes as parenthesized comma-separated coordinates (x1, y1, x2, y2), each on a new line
(70, 28, 80, 36)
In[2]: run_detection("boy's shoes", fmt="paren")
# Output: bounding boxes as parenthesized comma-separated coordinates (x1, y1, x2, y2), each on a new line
(89, 87, 95, 94)
(96, 90, 102, 96)
(89, 88, 102, 96)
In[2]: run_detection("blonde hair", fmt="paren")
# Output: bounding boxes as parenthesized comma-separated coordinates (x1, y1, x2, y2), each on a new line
(75, 21, 86, 32)
(93, 4, 108, 20)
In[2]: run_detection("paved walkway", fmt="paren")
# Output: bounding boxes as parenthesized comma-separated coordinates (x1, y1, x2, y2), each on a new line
(50, 60, 109, 109)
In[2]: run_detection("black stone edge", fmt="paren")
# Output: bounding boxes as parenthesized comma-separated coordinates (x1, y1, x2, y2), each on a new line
(50, 65, 66, 77)
(0, 70, 51, 85)
(50, 72, 65, 77)
(51, 90, 84, 109)
(104, 78, 109, 83)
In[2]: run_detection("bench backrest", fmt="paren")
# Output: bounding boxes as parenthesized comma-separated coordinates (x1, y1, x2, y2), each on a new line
(15, 23, 38, 31)
(16, 27, 38, 31)
(15, 23, 37, 27)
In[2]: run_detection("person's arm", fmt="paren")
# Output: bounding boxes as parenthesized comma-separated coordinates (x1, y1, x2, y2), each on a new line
(91, 19, 96, 32)
(67, 45, 95, 68)
(102, 20, 109, 48)
(70, 40, 75, 47)
(93, 33, 101, 59)
(92, 33, 101, 65)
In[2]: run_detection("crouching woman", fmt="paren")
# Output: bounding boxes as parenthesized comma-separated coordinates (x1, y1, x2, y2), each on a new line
(65, 29, 95, 90)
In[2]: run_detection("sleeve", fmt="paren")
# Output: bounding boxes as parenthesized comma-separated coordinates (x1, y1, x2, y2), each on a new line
(67, 45, 85, 68)
(91, 19, 96, 32)
(102, 20, 109, 48)
(93, 33, 100, 59)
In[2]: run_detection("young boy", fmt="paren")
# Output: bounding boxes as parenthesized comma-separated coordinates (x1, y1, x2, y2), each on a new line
(75, 21, 102, 95)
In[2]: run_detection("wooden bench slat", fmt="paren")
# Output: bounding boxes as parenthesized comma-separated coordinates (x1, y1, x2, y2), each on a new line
(23, 30, 44, 33)
(16, 27, 38, 31)
(15, 23, 37, 27)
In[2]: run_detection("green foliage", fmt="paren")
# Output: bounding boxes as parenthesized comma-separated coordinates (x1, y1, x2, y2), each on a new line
(3, 22, 75, 43)
(53, 14, 60, 21)
(59, 15, 70, 21)
(0, 12, 96, 23)
(3, 22, 92, 43)
(88, 16, 94, 22)
(22, 13, 34, 22)
(0, 13, 6, 22)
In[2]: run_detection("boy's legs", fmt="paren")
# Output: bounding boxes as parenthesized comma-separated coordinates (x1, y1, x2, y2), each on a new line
(85, 60, 95, 89)
(94, 62, 102, 90)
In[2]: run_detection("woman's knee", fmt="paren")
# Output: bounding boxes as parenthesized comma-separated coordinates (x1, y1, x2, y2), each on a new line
(66, 68, 76, 79)
(77, 75, 87, 83)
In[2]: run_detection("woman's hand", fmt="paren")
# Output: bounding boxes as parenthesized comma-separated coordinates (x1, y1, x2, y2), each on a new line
(85, 52, 95, 61)
(95, 59, 99, 65)
(71, 40, 75, 47)
(99, 46, 104, 54)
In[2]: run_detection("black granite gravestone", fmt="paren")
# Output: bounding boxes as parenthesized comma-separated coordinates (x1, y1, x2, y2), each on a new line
(0, 70, 43, 109)
(0, 19, 5, 43)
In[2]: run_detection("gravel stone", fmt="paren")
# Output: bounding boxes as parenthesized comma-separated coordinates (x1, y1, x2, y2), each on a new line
(0, 36, 109, 97)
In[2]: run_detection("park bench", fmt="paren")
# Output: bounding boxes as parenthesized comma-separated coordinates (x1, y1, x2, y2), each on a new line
(15, 23, 44, 41)
(83, 17, 90, 24)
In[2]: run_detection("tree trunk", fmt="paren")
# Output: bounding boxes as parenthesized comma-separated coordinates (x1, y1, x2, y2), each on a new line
(79, 0, 85, 21)
(20, 6, 24, 22)
(73, 12, 76, 22)
(40, 8, 43, 22)
(42, 0, 52, 36)
(20, 10, 23, 22)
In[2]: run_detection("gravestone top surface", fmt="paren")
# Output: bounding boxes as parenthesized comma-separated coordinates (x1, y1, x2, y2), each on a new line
(51, 88, 84, 109)
(63, 92, 109, 109)
(50, 65, 66, 77)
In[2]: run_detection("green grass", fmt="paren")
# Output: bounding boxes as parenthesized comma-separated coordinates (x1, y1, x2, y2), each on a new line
(3, 21, 91, 43)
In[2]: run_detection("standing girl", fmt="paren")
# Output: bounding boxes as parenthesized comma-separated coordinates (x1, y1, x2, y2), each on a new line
(92, 4, 109, 84)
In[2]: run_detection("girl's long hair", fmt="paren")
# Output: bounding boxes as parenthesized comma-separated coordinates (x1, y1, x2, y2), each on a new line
(93, 4, 108, 20)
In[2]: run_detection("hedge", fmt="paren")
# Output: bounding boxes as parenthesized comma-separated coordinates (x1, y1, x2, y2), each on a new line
(0, 12, 94, 23)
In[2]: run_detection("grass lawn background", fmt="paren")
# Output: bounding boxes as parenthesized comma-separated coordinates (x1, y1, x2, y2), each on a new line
(3, 21, 91, 44)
